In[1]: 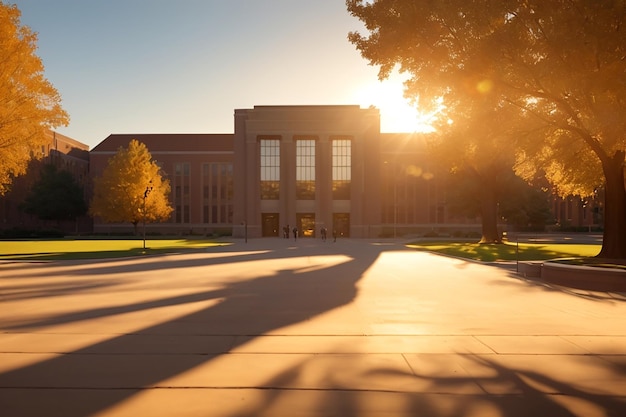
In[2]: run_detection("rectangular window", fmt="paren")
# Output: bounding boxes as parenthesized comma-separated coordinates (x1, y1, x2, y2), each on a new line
(260, 139, 280, 200)
(173, 162, 190, 223)
(296, 138, 316, 200)
(202, 162, 234, 224)
(332, 138, 351, 200)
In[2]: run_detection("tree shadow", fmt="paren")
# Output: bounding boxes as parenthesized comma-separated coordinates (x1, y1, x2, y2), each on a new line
(0, 241, 386, 416)
(2, 245, 272, 279)
(496, 268, 626, 303)
(222, 351, 626, 416)
(0, 279, 125, 303)
(435, 255, 626, 304)
(0, 246, 229, 262)
(410, 242, 598, 262)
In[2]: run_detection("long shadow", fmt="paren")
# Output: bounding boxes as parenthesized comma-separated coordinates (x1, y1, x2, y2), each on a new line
(1, 250, 285, 325)
(437, 255, 626, 304)
(0, 240, 387, 416)
(498, 267, 626, 303)
(222, 351, 626, 416)
(3, 245, 273, 279)
(0, 279, 125, 303)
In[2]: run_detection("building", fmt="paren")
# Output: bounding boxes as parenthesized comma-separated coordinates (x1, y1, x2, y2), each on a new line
(232, 105, 382, 238)
(0, 130, 91, 234)
(90, 132, 234, 236)
(89, 104, 601, 238)
(90, 105, 482, 237)
(0, 106, 599, 238)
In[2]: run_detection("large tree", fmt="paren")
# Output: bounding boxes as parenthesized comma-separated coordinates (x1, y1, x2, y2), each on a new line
(427, 97, 528, 243)
(90, 139, 173, 234)
(0, 4, 69, 195)
(445, 168, 554, 234)
(347, 0, 626, 259)
(21, 163, 87, 222)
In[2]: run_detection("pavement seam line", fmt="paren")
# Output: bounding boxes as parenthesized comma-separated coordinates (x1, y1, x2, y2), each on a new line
(471, 335, 498, 354)
(400, 353, 418, 377)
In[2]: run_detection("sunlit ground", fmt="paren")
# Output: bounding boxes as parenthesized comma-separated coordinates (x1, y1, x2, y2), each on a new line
(1, 240, 625, 416)
(407, 241, 601, 262)
(0, 239, 230, 261)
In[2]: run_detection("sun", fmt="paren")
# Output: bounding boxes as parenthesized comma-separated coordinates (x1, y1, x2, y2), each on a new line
(354, 76, 437, 134)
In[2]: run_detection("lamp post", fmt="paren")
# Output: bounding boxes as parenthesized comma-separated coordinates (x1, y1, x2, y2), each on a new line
(394, 165, 398, 239)
(142, 185, 153, 250)
(383, 160, 398, 238)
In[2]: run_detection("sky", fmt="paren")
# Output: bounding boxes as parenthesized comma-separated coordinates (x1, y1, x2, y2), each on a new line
(11, 0, 430, 149)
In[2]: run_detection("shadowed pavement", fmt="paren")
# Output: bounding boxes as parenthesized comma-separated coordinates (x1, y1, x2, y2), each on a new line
(1, 237, 625, 416)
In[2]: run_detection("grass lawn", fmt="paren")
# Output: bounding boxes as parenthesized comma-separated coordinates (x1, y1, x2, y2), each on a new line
(407, 241, 601, 262)
(0, 238, 231, 261)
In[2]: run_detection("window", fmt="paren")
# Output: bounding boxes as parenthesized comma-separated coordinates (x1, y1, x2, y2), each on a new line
(173, 162, 190, 223)
(202, 162, 233, 223)
(332, 138, 351, 200)
(260, 139, 280, 200)
(296, 138, 315, 199)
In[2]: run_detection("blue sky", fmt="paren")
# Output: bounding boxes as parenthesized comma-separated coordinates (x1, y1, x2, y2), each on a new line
(12, 0, 425, 149)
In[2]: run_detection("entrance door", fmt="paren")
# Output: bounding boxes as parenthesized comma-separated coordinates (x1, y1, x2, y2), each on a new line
(262, 213, 279, 237)
(333, 213, 350, 237)
(296, 213, 316, 237)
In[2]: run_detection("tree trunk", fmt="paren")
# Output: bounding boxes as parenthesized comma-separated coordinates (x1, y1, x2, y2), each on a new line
(598, 152, 626, 259)
(479, 181, 502, 244)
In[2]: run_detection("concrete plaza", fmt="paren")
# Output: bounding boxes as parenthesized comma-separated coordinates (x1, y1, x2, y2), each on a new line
(1, 238, 625, 416)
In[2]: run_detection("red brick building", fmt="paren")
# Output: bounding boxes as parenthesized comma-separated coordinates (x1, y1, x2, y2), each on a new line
(0, 106, 600, 238)
(0, 130, 91, 234)
(89, 105, 482, 237)
(90, 133, 233, 236)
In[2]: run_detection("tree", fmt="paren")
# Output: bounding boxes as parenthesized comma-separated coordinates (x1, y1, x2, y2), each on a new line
(347, 0, 626, 259)
(445, 169, 553, 234)
(499, 179, 554, 233)
(90, 139, 173, 234)
(427, 97, 527, 243)
(0, 4, 69, 195)
(21, 163, 87, 223)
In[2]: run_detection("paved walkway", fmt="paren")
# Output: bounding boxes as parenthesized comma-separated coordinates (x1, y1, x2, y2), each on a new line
(1, 238, 625, 416)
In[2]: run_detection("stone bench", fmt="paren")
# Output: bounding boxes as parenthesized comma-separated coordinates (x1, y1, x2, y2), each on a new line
(541, 261, 626, 292)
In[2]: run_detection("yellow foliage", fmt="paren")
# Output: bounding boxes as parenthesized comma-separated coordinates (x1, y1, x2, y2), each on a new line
(0, 4, 69, 195)
(90, 140, 173, 225)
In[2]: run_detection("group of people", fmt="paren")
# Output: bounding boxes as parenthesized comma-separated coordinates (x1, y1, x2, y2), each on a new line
(282, 225, 297, 240)
(282, 224, 337, 242)
(322, 227, 338, 242)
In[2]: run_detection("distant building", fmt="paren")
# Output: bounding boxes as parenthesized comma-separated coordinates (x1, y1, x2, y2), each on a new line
(90, 105, 478, 237)
(0, 105, 599, 238)
(89, 104, 600, 237)
(0, 130, 91, 234)
(90, 132, 233, 236)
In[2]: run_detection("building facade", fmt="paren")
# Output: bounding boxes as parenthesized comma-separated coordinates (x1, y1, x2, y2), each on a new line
(89, 105, 482, 237)
(0, 105, 600, 238)
(0, 130, 91, 234)
(90, 133, 234, 235)
(232, 105, 382, 238)
(88, 104, 601, 238)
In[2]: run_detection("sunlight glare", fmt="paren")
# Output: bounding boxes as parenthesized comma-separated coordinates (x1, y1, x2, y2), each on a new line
(353, 75, 437, 134)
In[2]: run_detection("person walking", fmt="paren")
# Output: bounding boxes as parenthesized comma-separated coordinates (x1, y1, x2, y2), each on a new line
(292, 226, 298, 241)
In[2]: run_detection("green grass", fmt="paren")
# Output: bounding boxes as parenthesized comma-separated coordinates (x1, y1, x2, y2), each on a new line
(407, 241, 601, 262)
(0, 238, 231, 261)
